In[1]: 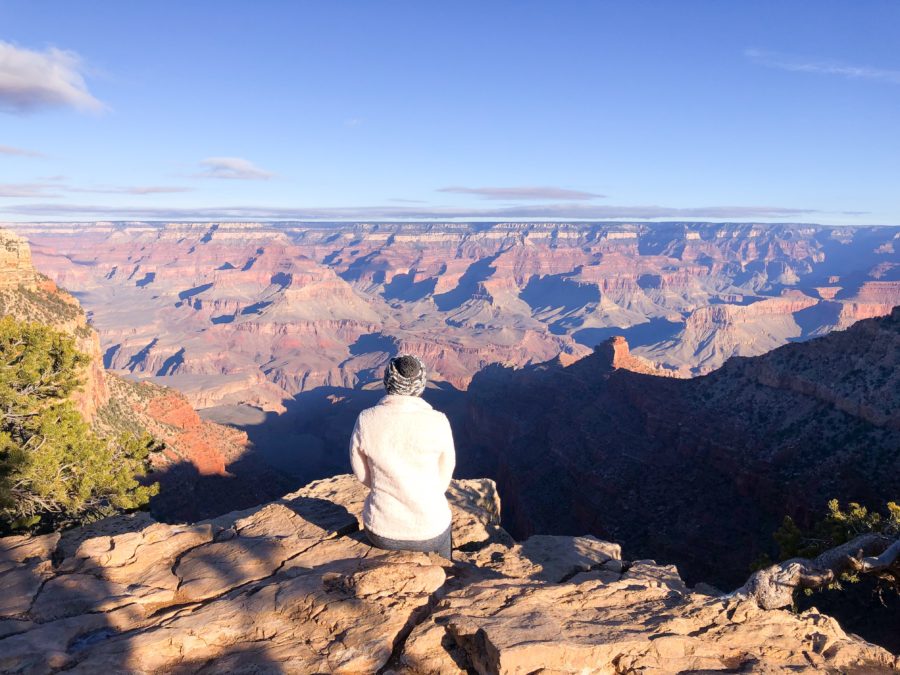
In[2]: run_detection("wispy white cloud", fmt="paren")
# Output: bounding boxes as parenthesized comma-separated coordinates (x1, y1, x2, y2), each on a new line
(0, 183, 62, 198)
(0, 180, 191, 198)
(0, 201, 821, 221)
(67, 185, 193, 195)
(0, 40, 105, 114)
(745, 49, 900, 84)
(196, 157, 274, 180)
(0, 144, 45, 157)
(438, 186, 606, 201)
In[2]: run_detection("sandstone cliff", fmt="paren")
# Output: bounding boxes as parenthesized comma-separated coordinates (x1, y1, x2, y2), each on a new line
(1, 475, 895, 673)
(0, 228, 285, 523)
(594, 335, 683, 377)
(0, 230, 37, 291)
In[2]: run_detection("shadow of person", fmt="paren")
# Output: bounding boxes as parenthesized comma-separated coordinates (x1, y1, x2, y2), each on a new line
(279, 496, 358, 538)
(0, 485, 366, 672)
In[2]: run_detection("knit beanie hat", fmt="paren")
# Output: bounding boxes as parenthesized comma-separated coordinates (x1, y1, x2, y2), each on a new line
(383, 354, 427, 396)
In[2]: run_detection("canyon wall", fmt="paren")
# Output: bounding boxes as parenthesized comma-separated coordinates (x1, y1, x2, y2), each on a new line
(8, 221, 899, 413)
(0, 230, 108, 421)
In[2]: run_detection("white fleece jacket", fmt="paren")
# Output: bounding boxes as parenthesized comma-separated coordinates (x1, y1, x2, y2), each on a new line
(350, 394, 455, 540)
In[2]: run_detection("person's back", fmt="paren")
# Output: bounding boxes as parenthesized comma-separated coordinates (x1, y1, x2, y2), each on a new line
(350, 355, 455, 558)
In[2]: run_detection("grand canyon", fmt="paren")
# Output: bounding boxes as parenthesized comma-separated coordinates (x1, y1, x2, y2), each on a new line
(10, 221, 899, 405)
(0, 224, 900, 675)
(4, 4, 899, 670)
(6, 221, 899, 574)
(5, 225, 898, 670)
(6, 222, 897, 479)
(8, 220, 898, 476)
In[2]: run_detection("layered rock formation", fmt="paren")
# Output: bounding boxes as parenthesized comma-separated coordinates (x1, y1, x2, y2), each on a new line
(595, 335, 681, 377)
(1, 475, 895, 673)
(0, 230, 36, 291)
(97, 376, 247, 478)
(9, 221, 899, 413)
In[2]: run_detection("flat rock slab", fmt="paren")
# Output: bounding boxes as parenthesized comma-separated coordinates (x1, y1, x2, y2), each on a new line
(0, 533, 59, 574)
(402, 573, 898, 675)
(29, 574, 172, 622)
(0, 564, 51, 616)
(458, 534, 621, 583)
(295, 474, 508, 549)
(73, 554, 447, 674)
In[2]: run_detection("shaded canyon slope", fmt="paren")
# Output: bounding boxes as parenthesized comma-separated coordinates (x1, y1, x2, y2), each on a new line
(1, 475, 896, 673)
(461, 308, 900, 592)
(9, 221, 900, 414)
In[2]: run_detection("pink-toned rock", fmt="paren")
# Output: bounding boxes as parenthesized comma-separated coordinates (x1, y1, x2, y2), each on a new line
(0, 532, 59, 574)
(15, 221, 898, 410)
(459, 534, 621, 583)
(74, 553, 447, 674)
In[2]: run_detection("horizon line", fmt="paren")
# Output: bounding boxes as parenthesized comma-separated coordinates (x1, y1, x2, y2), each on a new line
(4, 219, 899, 228)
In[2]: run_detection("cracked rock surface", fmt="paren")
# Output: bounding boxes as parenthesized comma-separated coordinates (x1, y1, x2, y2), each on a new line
(1, 475, 897, 674)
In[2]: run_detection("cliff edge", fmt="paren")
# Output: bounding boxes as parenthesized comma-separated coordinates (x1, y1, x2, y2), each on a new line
(1, 475, 895, 674)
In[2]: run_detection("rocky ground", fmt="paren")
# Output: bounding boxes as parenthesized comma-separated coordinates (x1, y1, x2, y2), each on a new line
(1, 475, 896, 674)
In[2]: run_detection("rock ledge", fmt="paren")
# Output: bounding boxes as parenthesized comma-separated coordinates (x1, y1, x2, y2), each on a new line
(0, 475, 896, 673)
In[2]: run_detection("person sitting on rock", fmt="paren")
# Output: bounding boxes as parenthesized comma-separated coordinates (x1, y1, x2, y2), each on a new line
(350, 354, 455, 560)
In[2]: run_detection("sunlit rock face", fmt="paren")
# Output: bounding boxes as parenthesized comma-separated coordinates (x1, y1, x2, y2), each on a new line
(1, 474, 895, 674)
(9, 221, 899, 411)
(0, 229, 36, 290)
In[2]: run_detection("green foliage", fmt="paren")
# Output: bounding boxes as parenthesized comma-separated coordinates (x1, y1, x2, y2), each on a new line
(0, 314, 86, 404)
(773, 515, 814, 559)
(775, 500, 899, 561)
(0, 316, 158, 533)
(772, 499, 900, 594)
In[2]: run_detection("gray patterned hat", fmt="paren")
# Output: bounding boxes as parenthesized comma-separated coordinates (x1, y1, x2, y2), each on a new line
(383, 354, 427, 396)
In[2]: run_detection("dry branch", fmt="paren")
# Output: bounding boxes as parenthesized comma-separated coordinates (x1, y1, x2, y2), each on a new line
(849, 539, 900, 578)
(734, 533, 899, 610)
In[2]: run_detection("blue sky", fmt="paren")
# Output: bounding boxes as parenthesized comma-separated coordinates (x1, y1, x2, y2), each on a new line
(1, 1, 898, 223)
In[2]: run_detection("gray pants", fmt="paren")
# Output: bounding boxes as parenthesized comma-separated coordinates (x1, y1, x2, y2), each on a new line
(365, 523, 453, 560)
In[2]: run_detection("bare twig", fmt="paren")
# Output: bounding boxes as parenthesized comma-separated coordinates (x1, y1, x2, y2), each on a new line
(734, 533, 897, 610)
